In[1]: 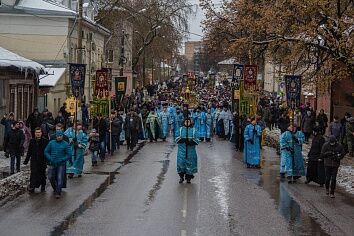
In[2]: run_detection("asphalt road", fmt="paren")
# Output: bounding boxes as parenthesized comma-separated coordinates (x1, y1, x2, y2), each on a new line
(64, 139, 353, 236)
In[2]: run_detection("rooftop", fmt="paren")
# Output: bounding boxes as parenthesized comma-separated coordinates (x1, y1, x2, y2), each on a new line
(0, 47, 44, 75)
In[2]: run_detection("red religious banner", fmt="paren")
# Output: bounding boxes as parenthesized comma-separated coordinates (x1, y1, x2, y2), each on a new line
(95, 69, 109, 99)
(244, 65, 257, 91)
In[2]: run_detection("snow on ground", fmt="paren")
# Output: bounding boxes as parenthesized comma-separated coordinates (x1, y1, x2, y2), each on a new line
(266, 129, 354, 195)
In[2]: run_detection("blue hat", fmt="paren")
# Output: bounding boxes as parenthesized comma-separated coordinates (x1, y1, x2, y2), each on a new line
(55, 130, 64, 137)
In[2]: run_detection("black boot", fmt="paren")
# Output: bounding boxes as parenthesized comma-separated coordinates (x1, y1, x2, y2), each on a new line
(185, 174, 194, 184)
(178, 173, 185, 184)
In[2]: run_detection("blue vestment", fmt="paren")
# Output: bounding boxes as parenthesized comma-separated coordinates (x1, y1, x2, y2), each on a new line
(159, 111, 169, 139)
(174, 113, 185, 137)
(176, 127, 199, 175)
(65, 128, 88, 175)
(280, 131, 305, 177)
(243, 124, 262, 165)
(206, 113, 213, 139)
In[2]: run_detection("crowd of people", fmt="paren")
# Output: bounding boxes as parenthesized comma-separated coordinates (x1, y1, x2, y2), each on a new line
(241, 101, 352, 198)
(1, 76, 353, 199)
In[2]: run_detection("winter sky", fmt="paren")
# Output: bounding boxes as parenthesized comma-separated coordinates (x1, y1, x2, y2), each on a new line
(187, 0, 222, 41)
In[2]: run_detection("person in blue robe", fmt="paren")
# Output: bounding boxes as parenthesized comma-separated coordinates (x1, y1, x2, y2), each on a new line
(168, 105, 177, 138)
(176, 117, 199, 184)
(174, 108, 185, 138)
(65, 122, 88, 178)
(205, 108, 214, 142)
(218, 107, 232, 139)
(214, 107, 222, 136)
(280, 125, 305, 183)
(243, 117, 262, 168)
(158, 106, 170, 141)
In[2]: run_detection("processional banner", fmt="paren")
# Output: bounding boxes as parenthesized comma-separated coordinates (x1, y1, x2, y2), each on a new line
(244, 65, 257, 91)
(95, 69, 110, 99)
(284, 75, 302, 109)
(69, 63, 86, 98)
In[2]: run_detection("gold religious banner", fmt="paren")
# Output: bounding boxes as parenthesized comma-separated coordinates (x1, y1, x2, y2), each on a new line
(65, 96, 77, 116)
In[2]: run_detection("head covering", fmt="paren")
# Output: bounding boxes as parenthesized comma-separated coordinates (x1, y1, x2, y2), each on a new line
(348, 117, 354, 123)
(55, 130, 64, 137)
(92, 129, 97, 133)
(329, 135, 336, 143)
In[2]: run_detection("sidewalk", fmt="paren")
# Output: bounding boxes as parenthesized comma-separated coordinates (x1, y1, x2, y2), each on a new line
(265, 129, 354, 195)
(0, 143, 144, 236)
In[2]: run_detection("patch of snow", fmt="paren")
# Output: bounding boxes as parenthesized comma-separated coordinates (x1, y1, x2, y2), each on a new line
(39, 68, 66, 87)
(0, 47, 44, 74)
(16, 0, 76, 14)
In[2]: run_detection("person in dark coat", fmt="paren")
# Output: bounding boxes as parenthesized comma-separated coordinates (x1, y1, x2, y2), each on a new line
(4, 121, 25, 175)
(316, 109, 328, 135)
(124, 111, 140, 151)
(305, 127, 326, 186)
(1, 112, 15, 158)
(26, 108, 42, 137)
(23, 127, 49, 193)
(302, 110, 315, 143)
(278, 112, 290, 134)
(321, 135, 346, 198)
(110, 112, 123, 155)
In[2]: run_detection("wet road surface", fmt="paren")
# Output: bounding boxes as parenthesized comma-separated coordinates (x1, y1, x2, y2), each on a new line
(64, 140, 354, 236)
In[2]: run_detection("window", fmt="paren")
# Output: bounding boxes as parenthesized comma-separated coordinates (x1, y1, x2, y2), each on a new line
(106, 49, 114, 63)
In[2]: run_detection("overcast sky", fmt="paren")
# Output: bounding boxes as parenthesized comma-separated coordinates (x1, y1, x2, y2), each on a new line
(186, 0, 223, 41)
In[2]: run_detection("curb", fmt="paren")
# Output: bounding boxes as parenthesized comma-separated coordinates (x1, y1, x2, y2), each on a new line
(50, 142, 145, 236)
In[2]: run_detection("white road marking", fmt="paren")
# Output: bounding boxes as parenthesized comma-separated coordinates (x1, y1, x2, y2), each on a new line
(182, 187, 188, 220)
(181, 230, 187, 236)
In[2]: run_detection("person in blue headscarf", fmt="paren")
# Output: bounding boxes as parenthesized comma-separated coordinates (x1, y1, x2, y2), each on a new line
(244, 117, 262, 168)
(280, 124, 305, 183)
(176, 117, 199, 184)
(65, 122, 88, 178)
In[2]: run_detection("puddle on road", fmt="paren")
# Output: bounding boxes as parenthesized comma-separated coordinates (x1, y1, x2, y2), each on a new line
(238, 147, 329, 236)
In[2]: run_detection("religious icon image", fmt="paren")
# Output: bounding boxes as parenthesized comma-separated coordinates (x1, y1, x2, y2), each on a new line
(74, 69, 81, 81)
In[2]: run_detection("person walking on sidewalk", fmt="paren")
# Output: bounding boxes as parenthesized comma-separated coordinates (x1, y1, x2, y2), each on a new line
(110, 112, 123, 155)
(321, 135, 345, 198)
(124, 110, 140, 151)
(4, 121, 24, 175)
(45, 130, 72, 199)
(305, 127, 326, 186)
(1, 112, 15, 158)
(302, 110, 315, 144)
(316, 109, 328, 135)
(345, 117, 354, 157)
(88, 129, 100, 166)
(23, 127, 49, 193)
(329, 116, 342, 142)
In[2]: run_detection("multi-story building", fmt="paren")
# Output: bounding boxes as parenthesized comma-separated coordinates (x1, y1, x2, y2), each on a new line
(184, 41, 203, 73)
(0, 0, 110, 114)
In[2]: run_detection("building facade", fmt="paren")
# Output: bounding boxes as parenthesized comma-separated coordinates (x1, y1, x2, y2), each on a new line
(0, 0, 110, 114)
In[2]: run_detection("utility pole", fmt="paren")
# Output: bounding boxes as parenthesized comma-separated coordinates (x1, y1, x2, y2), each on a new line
(77, 0, 83, 64)
(119, 30, 125, 76)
